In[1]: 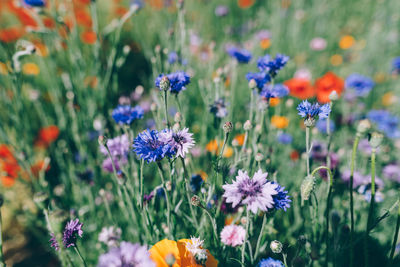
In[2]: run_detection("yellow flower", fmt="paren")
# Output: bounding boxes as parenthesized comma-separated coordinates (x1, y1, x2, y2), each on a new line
(260, 39, 270, 50)
(382, 92, 397, 106)
(22, 63, 40, 76)
(0, 62, 8, 75)
(330, 54, 343, 66)
(269, 97, 280, 107)
(271, 115, 289, 129)
(205, 139, 233, 158)
(339, 35, 355, 49)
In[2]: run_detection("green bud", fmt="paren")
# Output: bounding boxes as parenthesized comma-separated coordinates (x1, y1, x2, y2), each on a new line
(368, 132, 384, 149)
(301, 175, 315, 204)
(270, 240, 283, 253)
(223, 121, 233, 133)
(160, 76, 170, 91)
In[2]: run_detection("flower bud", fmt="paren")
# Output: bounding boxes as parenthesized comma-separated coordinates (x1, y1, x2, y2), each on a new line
(231, 139, 239, 147)
(369, 132, 384, 149)
(172, 123, 180, 132)
(98, 135, 108, 147)
(255, 153, 264, 162)
(248, 79, 257, 89)
(194, 251, 208, 265)
(191, 195, 201, 206)
(304, 117, 316, 128)
(356, 119, 371, 135)
(160, 76, 170, 91)
(301, 175, 315, 203)
(174, 112, 182, 123)
(270, 240, 283, 254)
(243, 120, 252, 131)
(223, 121, 233, 133)
(329, 90, 339, 101)
(150, 103, 157, 112)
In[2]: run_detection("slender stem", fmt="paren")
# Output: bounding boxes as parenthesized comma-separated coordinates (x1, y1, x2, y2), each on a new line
(139, 159, 144, 210)
(241, 209, 250, 265)
(306, 127, 311, 176)
(73, 245, 87, 267)
(365, 148, 376, 267)
(180, 157, 199, 227)
(203, 208, 218, 244)
(163, 90, 170, 128)
(254, 213, 267, 260)
(349, 135, 360, 267)
(0, 207, 5, 267)
(282, 253, 288, 267)
(157, 162, 173, 238)
(326, 102, 333, 170)
(389, 199, 400, 263)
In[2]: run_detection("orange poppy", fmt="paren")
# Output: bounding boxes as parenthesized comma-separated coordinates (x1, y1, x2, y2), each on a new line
(81, 30, 97, 44)
(284, 78, 315, 100)
(315, 72, 344, 103)
(206, 140, 233, 158)
(35, 125, 60, 148)
(260, 38, 270, 50)
(269, 97, 280, 107)
(271, 116, 289, 129)
(238, 0, 255, 9)
(74, 8, 92, 28)
(290, 150, 299, 161)
(0, 26, 24, 43)
(233, 134, 245, 146)
(339, 35, 355, 50)
(22, 63, 40, 75)
(0, 144, 20, 187)
(149, 239, 218, 267)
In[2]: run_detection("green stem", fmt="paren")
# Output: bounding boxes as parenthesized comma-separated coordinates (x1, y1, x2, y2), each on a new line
(139, 159, 144, 210)
(282, 253, 288, 267)
(389, 199, 400, 263)
(365, 148, 376, 267)
(241, 209, 250, 265)
(163, 90, 170, 128)
(0, 207, 5, 267)
(157, 162, 173, 238)
(203, 208, 218, 244)
(326, 102, 333, 170)
(306, 126, 311, 176)
(254, 213, 267, 260)
(73, 245, 87, 267)
(349, 136, 360, 267)
(180, 157, 199, 228)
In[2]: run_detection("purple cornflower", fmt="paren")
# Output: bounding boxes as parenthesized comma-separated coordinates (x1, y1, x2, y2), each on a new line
(222, 169, 279, 214)
(258, 257, 284, 267)
(24, 0, 46, 7)
(112, 105, 144, 125)
(133, 129, 175, 163)
(210, 98, 228, 118)
(345, 73, 375, 97)
(215, 5, 229, 17)
(226, 46, 252, 63)
(383, 164, 400, 183)
(49, 233, 60, 251)
(168, 51, 178, 64)
(98, 226, 122, 247)
(257, 54, 289, 77)
(100, 134, 131, 157)
(102, 156, 128, 173)
(297, 100, 331, 120)
(62, 219, 83, 248)
(277, 133, 292, 144)
(159, 128, 195, 158)
(271, 182, 291, 211)
(367, 110, 400, 138)
(341, 170, 366, 188)
(392, 57, 400, 73)
(155, 71, 190, 94)
(316, 118, 336, 134)
(98, 241, 155, 267)
(260, 83, 289, 100)
(246, 72, 271, 90)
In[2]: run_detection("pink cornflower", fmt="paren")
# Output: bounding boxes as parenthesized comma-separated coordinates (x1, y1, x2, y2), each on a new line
(220, 225, 246, 247)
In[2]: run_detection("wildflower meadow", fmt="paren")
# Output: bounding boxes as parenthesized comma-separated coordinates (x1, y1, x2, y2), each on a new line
(1, 0, 400, 266)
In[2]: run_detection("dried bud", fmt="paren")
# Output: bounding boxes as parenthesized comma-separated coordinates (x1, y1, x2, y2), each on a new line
(369, 132, 384, 149)
(160, 76, 170, 91)
(329, 90, 339, 101)
(98, 135, 108, 147)
(356, 119, 371, 136)
(33, 192, 49, 207)
(270, 240, 283, 254)
(243, 120, 252, 131)
(191, 195, 201, 206)
(150, 103, 157, 112)
(194, 251, 208, 265)
(255, 153, 264, 162)
(172, 123, 180, 132)
(223, 121, 233, 133)
(248, 79, 257, 89)
(232, 139, 239, 147)
(301, 175, 315, 204)
(304, 117, 316, 128)
(174, 112, 182, 123)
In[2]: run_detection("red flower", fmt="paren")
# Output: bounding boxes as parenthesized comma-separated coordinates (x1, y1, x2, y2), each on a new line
(0, 144, 20, 187)
(284, 78, 315, 100)
(315, 72, 344, 103)
(35, 125, 60, 148)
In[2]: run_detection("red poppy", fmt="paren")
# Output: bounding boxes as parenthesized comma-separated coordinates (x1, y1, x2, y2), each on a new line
(0, 144, 20, 187)
(0, 26, 24, 43)
(35, 125, 60, 148)
(284, 78, 315, 100)
(238, 0, 255, 9)
(315, 72, 344, 103)
(81, 30, 97, 44)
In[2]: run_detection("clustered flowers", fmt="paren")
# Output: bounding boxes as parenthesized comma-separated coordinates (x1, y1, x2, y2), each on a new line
(155, 71, 191, 94)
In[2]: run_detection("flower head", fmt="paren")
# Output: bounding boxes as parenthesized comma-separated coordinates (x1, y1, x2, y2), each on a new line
(297, 100, 331, 122)
(159, 128, 195, 158)
(24, 0, 46, 7)
(257, 54, 289, 77)
(271, 182, 291, 211)
(258, 257, 284, 267)
(155, 71, 190, 94)
(227, 46, 252, 63)
(133, 129, 175, 163)
(220, 225, 246, 247)
(345, 73, 374, 97)
(98, 226, 122, 247)
(210, 98, 228, 118)
(367, 110, 400, 138)
(246, 72, 271, 90)
(112, 105, 144, 125)
(98, 241, 155, 267)
(49, 233, 60, 251)
(383, 164, 400, 183)
(222, 169, 278, 214)
(315, 72, 344, 103)
(284, 78, 315, 99)
(62, 218, 83, 248)
(392, 56, 400, 73)
(260, 84, 289, 100)
(99, 134, 130, 157)
(277, 133, 292, 144)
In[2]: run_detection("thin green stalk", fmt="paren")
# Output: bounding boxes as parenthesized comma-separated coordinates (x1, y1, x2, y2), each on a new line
(241, 209, 250, 265)
(326, 102, 333, 170)
(163, 90, 170, 128)
(282, 253, 288, 267)
(157, 162, 173, 238)
(306, 127, 311, 176)
(73, 245, 87, 267)
(180, 157, 199, 227)
(0, 205, 5, 267)
(365, 148, 376, 267)
(203, 208, 218, 244)
(349, 136, 360, 267)
(254, 213, 267, 260)
(389, 199, 400, 263)
(139, 159, 144, 210)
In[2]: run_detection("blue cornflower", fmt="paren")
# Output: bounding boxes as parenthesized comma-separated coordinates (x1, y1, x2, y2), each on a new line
(227, 46, 252, 63)
(277, 133, 292, 144)
(112, 105, 144, 125)
(155, 71, 190, 94)
(392, 57, 400, 73)
(133, 129, 175, 163)
(168, 51, 179, 64)
(258, 257, 284, 267)
(345, 73, 374, 96)
(246, 72, 271, 90)
(257, 53, 289, 77)
(297, 100, 331, 120)
(316, 118, 336, 134)
(260, 83, 289, 100)
(190, 174, 204, 193)
(271, 182, 291, 211)
(210, 98, 228, 118)
(367, 110, 400, 138)
(24, 0, 46, 7)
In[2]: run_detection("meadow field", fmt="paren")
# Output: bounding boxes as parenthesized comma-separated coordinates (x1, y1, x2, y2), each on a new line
(0, 0, 400, 266)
